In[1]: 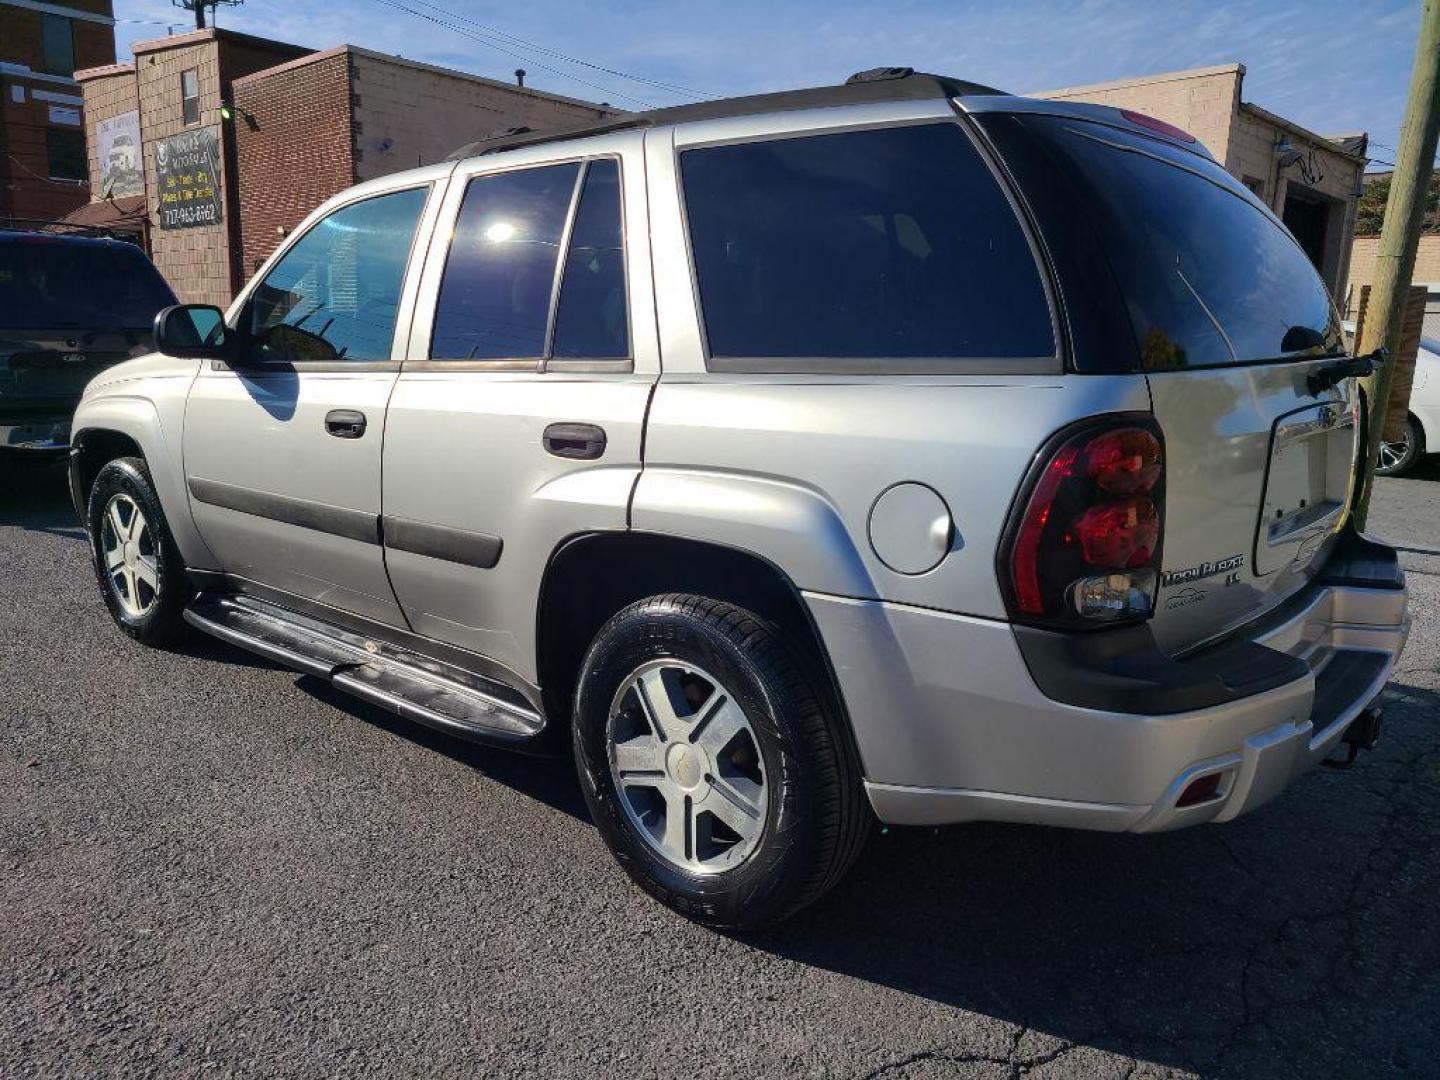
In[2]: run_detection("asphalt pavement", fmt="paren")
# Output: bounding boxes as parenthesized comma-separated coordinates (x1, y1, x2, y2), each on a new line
(3, 457, 1438, 1079)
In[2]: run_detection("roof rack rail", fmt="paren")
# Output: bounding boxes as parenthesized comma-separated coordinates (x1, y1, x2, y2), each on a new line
(445, 67, 1007, 162)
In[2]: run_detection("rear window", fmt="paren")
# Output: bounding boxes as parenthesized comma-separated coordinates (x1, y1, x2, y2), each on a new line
(997, 116, 1343, 370)
(0, 238, 176, 331)
(679, 123, 1054, 368)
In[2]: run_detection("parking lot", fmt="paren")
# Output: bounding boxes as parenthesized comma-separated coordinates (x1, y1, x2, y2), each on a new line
(2, 458, 1437, 1079)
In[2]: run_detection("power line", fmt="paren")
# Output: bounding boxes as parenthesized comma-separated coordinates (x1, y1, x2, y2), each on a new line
(404, 0, 707, 100)
(369, 0, 664, 110)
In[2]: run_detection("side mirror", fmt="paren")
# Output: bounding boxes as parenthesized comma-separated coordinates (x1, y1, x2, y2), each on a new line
(153, 304, 232, 359)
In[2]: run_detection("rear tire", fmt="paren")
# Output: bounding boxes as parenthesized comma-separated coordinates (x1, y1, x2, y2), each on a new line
(1376, 415, 1424, 476)
(87, 457, 192, 646)
(573, 593, 870, 929)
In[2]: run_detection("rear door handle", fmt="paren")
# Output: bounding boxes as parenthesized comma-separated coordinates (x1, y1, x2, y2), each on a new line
(543, 422, 606, 460)
(325, 409, 367, 439)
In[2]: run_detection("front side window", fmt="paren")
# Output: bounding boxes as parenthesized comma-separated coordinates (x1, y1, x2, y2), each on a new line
(430, 158, 629, 363)
(679, 123, 1054, 365)
(40, 14, 73, 76)
(247, 187, 427, 365)
(181, 69, 200, 126)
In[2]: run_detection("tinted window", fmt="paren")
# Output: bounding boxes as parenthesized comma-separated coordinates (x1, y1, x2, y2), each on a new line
(431, 163, 580, 361)
(0, 238, 176, 330)
(1008, 117, 1341, 370)
(680, 123, 1053, 362)
(41, 14, 73, 76)
(247, 187, 426, 364)
(46, 128, 85, 182)
(552, 159, 628, 359)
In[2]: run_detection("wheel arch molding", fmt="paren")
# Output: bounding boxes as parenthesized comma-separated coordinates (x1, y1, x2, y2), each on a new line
(69, 398, 216, 568)
(534, 530, 864, 768)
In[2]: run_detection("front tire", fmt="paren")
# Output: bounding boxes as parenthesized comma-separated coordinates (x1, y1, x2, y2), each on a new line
(1376, 415, 1424, 476)
(573, 594, 869, 929)
(87, 457, 192, 646)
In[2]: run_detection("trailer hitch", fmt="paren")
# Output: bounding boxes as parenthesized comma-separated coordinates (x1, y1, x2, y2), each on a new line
(1322, 705, 1383, 770)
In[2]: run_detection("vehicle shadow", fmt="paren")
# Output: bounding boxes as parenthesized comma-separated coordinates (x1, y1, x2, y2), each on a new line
(743, 681, 1440, 1077)
(0, 457, 84, 536)
(1396, 457, 1440, 483)
(294, 675, 590, 823)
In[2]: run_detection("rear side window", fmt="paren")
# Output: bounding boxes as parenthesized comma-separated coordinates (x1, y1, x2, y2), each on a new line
(432, 159, 629, 364)
(679, 123, 1054, 367)
(552, 159, 628, 359)
(432, 163, 579, 361)
(999, 116, 1342, 370)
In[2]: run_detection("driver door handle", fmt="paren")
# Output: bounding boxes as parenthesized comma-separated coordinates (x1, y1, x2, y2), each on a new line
(325, 409, 367, 439)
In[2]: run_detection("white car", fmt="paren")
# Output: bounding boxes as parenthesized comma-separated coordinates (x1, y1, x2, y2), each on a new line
(1377, 335, 1440, 475)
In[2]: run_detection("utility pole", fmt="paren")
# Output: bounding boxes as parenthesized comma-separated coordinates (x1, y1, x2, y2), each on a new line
(171, 0, 244, 31)
(1354, 0, 1440, 529)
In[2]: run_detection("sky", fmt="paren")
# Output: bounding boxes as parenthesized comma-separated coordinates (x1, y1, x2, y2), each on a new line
(112, 0, 1421, 169)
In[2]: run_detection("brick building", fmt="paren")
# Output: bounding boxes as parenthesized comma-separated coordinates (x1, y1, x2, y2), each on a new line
(231, 46, 616, 275)
(0, 0, 116, 225)
(1036, 63, 1368, 299)
(73, 34, 615, 306)
(75, 28, 311, 306)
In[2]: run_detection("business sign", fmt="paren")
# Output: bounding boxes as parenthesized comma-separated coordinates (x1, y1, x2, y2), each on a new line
(156, 126, 222, 229)
(96, 110, 142, 198)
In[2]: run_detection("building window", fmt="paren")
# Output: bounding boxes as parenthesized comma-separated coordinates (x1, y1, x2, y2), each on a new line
(181, 68, 201, 125)
(1242, 175, 1267, 201)
(46, 128, 87, 182)
(40, 14, 75, 76)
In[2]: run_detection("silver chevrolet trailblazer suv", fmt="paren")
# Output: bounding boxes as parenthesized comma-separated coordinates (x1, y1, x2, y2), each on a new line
(70, 69, 1411, 927)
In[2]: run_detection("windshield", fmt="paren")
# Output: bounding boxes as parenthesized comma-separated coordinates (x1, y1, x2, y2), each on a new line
(988, 115, 1344, 371)
(0, 238, 176, 331)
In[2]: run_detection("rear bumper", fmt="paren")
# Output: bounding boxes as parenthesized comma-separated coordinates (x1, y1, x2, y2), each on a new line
(808, 534, 1408, 831)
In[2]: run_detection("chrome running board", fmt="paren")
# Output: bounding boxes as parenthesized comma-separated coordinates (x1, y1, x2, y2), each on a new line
(184, 593, 545, 748)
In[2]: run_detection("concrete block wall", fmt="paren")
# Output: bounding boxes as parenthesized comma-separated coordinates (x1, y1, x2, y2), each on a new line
(1225, 109, 1281, 201)
(1347, 235, 1440, 303)
(350, 49, 614, 180)
(1033, 64, 1244, 166)
(233, 49, 355, 275)
(134, 37, 231, 306)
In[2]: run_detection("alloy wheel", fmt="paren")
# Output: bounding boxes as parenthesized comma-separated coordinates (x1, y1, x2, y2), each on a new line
(100, 493, 159, 618)
(1378, 431, 1411, 473)
(606, 660, 768, 875)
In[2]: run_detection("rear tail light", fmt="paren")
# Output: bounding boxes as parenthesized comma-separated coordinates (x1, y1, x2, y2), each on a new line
(999, 416, 1165, 628)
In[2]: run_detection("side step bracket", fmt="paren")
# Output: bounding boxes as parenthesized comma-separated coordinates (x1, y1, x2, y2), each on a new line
(183, 593, 545, 748)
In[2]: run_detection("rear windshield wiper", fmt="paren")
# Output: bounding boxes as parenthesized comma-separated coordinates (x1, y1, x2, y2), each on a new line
(1308, 348, 1386, 396)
